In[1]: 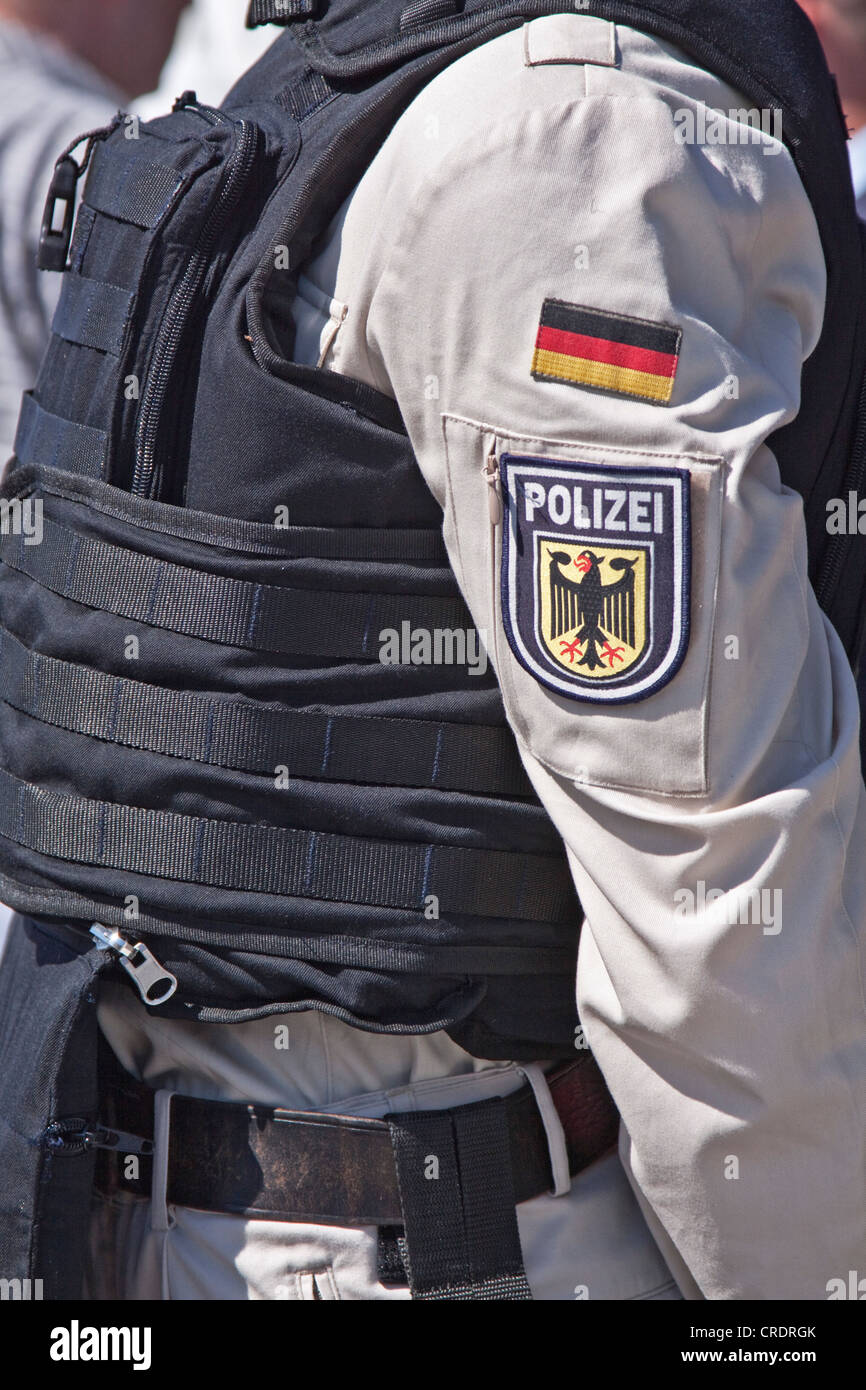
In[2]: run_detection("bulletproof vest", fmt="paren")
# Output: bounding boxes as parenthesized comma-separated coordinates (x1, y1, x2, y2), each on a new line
(1, 0, 864, 1065)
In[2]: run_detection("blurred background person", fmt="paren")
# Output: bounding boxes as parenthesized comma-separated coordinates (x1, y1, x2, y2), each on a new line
(798, 0, 866, 215)
(136, 0, 272, 119)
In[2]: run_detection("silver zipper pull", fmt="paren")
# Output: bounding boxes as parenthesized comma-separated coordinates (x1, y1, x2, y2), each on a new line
(85, 1125, 154, 1156)
(89, 923, 178, 1006)
(483, 449, 502, 526)
(45, 1117, 153, 1156)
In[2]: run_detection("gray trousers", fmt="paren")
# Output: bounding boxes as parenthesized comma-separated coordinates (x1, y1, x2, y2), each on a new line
(86, 982, 680, 1301)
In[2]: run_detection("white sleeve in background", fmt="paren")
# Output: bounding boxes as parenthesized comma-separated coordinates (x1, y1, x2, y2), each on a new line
(302, 15, 866, 1299)
(0, 21, 122, 462)
(133, 0, 274, 118)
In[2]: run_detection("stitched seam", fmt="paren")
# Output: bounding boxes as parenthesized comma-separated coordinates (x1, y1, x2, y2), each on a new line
(439, 412, 471, 597)
(318, 1008, 334, 1108)
(442, 411, 725, 465)
(696, 465, 728, 796)
(522, 14, 618, 68)
(531, 364, 676, 404)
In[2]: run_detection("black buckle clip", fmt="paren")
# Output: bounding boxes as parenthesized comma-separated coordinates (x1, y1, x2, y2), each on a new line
(37, 154, 80, 272)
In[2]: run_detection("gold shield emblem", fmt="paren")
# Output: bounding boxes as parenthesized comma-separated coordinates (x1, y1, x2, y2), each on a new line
(538, 540, 649, 679)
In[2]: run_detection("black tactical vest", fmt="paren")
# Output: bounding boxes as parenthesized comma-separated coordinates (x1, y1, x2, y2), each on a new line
(0, 0, 864, 1295)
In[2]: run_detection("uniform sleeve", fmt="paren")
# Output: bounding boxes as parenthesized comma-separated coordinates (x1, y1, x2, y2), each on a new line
(322, 28, 866, 1300)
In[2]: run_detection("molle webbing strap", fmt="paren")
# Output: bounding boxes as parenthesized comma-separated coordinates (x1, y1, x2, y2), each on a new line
(13, 395, 108, 479)
(0, 521, 470, 660)
(83, 143, 184, 229)
(0, 768, 575, 923)
(277, 70, 338, 122)
(2, 464, 450, 562)
(0, 630, 532, 798)
(387, 1098, 533, 1300)
(51, 274, 134, 356)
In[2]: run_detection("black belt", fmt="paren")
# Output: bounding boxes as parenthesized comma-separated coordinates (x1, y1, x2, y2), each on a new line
(93, 1044, 619, 1227)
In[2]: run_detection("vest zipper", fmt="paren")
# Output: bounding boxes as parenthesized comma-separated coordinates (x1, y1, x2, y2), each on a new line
(130, 98, 260, 498)
(44, 1117, 154, 1157)
(89, 923, 178, 1005)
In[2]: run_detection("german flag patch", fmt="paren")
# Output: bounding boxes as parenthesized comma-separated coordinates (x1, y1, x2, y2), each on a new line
(531, 300, 682, 405)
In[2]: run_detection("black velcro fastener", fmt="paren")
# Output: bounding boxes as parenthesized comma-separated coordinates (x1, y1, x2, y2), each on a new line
(0, 629, 533, 798)
(13, 393, 108, 479)
(0, 767, 576, 924)
(83, 143, 184, 229)
(246, 0, 319, 27)
(51, 273, 134, 355)
(0, 518, 470, 660)
(387, 1098, 533, 1300)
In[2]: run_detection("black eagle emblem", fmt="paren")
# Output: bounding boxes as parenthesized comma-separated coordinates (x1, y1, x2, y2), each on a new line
(548, 550, 638, 672)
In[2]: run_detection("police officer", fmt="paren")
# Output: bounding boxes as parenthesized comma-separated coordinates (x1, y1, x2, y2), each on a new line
(79, 7, 866, 1301)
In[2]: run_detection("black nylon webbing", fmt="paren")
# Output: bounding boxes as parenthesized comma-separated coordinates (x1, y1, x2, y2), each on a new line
(0, 768, 575, 923)
(7, 463, 449, 561)
(52, 273, 134, 355)
(0, 519, 470, 659)
(0, 629, 532, 797)
(279, 70, 338, 122)
(388, 1098, 533, 1300)
(13, 394, 107, 478)
(84, 144, 184, 229)
(247, 0, 319, 25)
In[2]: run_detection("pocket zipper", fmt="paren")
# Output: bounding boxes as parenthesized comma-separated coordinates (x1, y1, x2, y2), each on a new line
(89, 922, 178, 1005)
(484, 448, 502, 525)
(484, 447, 508, 679)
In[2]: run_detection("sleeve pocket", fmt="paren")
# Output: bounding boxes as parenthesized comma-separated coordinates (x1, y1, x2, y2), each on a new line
(441, 413, 726, 796)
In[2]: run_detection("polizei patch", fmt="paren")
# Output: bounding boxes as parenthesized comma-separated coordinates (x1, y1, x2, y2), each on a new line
(499, 455, 690, 703)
